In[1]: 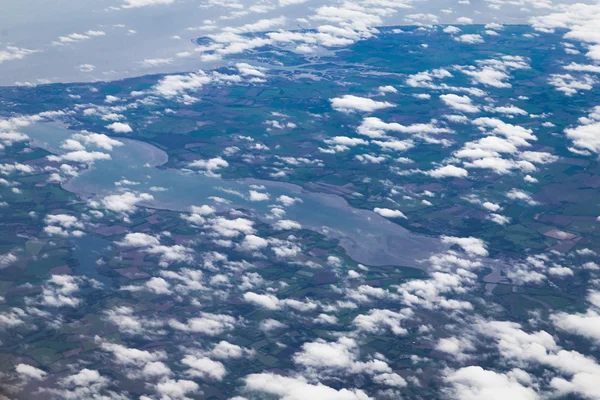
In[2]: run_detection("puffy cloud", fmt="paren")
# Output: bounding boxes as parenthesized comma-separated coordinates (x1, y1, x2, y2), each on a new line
(224, 17, 286, 34)
(353, 308, 413, 335)
(506, 189, 537, 205)
(61, 368, 109, 389)
(44, 213, 85, 237)
(489, 213, 511, 225)
(551, 295, 600, 343)
(40, 275, 82, 307)
(443, 26, 462, 34)
(373, 208, 407, 219)
(169, 313, 237, 335)
(0, 253, 17, 270)
(53, 30, 106, 46)
(117, 233, 160, 248)
(182, 355, 227, 381)
(0, 46, 38, 64)
(156, 379, 199, 399)
(445, 366, 539, 400)
(236, 62, 267, 77)
(244, 373, 373, 400)
(441, 236, 488, 257)
(95, 192, 154, 214)
(440, 94, 480, 113)
(260, 318, 287, 332)
(144, 245, 194, 267)
(548, 74, 595, 95)
(209, 217, 255, 237)
(48, 150, 111, 163)
(100, 341, 166, 366)
(211, 341, 248, 359)
(71, 132, 123, 151)
(0, 162, 34, 175)
(397, 271, 474, 311)
(436, 337, 475, 360)
(243, 292, 280, 310)
(531, 3, 600, 62)
(153, 71, 213, 98)
(293, 336, 392, 377)
(249, 190, 269, 201)
(243, 292, 317, 312)
(240, 234, 269, 251)
(277, 195, 301, 206)
(16, 364, 47, 380)
(463, 67, 511, 88)
(106, 122, 133, 133)
(273, 219, 301, 230)
(139, 58, 173, 67)
(455, 34, 484, 44)
(357, 117, 452, 138)
(428, 165, 469, 178)
(565, 108, 600, 153)
(104, 306, 164, 336)
(475, 319, 600, 399)
(122, 0, 173, 8)
(189, 157, 229, 172)
(330, 95, 394, 113)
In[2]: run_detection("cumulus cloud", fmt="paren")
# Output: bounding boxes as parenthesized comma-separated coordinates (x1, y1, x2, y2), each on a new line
(94, 192, 153, 214)
(182, 355, 227, 381)
(428, 165, 469, 178)
(48, 150, 111, 163)
(446, 366, 538, 400)
(353, 308, 413, 335)
(16, 364, 47, 380)
(330, 95, 394, 113)
(455, 34, 484, 44)
(189, 157, 229, 172)
(169, 313, 237, 335)
(122, 0, 173, 8)
(107, 122, 133, 133)
(373, 208, 407, 219)
(244, 373, 372, 400)
(441, 236, 488, 257)
(440, 94, 480, 113)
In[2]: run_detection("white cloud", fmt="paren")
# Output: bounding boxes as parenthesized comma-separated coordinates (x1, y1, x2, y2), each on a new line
(16, 364, 47, 380)
(182, 355, 227, 381)
(169, 313, 237, 335)
(373, 208, 407, 219)
(441, 236, 488, 257)
(274, 220, 301, 230)
(428, 165, 469, 178)
(565, 108, 600, 153)
(107, 122, 132, 133)
(357, 117, 452, 138)
(440, 94, 480, 113)
(240, 234, 269, 251)
(0, 46, 38, 64)
(189, 157, 229, 172)
(455, 34, 484, 44)
(506, 189, 537, 205)
(249, 190, 269, 201)
(353, 309, 413, 335)
(48, 150, 111, 163)
(446, 366, 539, 400)
(330, 95, 394, 113)
(244, 373, 373, 400)
(123, 0, 173, 8)
(90, 192, 152, 217)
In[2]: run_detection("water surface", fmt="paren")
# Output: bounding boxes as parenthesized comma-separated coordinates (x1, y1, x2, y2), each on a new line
(26, 123, 448, 268)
